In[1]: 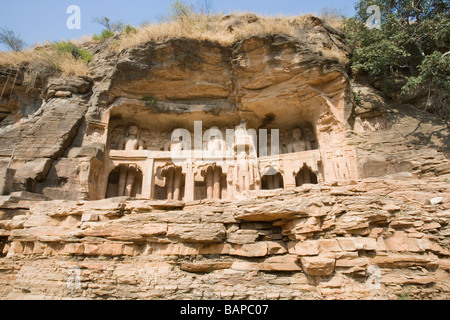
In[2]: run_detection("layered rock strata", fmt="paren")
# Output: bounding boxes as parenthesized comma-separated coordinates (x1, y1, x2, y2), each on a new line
(0, 177, 448, 300)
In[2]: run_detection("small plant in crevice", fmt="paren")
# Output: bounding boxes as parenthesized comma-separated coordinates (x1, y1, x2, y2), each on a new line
(353, 90, 363, 107)
(397, 290, 411, 300)
(142, 95, 158, 106)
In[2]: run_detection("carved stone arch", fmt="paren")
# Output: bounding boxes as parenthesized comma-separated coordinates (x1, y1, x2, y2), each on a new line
(295, 163, 318, 187)
(261, 164, 284, 190)
(198, 162, 227, 201)
(106, 164, 144, 199)
(262, 164, 283, 177)
(155, 162, 185, 201)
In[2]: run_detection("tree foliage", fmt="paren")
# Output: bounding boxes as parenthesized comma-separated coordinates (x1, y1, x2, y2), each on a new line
(92, 17, 138, 42)
(93, 17, 125, 33)
(344, 0, 450, 118)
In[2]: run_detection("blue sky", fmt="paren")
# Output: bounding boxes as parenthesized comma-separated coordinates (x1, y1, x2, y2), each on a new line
(0, 0, 357, 50)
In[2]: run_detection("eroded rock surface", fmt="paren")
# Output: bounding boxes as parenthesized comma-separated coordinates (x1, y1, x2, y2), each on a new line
(0, 17, 448, 300)
(0, 178, 449, 300)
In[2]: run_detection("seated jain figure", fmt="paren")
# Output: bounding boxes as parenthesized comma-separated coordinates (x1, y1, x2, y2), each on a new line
(287, 128, 307, 153)
(164, 136, 186, 153)
(118, 125, 145, 151)
(303, 127, 318, 150)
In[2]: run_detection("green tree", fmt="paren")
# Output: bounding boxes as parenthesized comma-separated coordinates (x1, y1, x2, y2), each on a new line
(93, 17, 125, 33)
(92, 17, 127, 41)
(344, 0, 450, 118)
(404, 51, 450, 118)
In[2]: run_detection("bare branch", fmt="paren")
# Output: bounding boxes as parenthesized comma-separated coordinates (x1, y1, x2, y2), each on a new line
(93, 17, 124, 33)
(0, 27, 26, 52)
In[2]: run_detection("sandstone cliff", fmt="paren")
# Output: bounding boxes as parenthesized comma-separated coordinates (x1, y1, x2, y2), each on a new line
(0, 179, 449, 299)
(0, 14, 448, 300)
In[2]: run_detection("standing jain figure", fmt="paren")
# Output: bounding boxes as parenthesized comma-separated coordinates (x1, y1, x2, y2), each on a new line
(233, 150, 261, 194)
(117, 125, 144, 197)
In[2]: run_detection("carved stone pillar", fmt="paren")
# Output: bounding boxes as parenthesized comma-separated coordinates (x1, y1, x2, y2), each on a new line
(184, 164, 195, 202)
(125, 166, 136, 197)
(173, 167, 182, 201)
(118, 165, 128, 196)
(302, 168, 311, 184)
(166, 167, 175, 200)
(205, 165, 222, 200)
(273, 173, 281, 189)
(213, 167, 221, 200)
(142, 158, 154, 199)
(267, 175, 274, 190)
(206, 167, 214, 200)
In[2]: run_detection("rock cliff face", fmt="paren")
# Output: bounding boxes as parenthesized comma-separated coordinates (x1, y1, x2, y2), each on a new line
(0, 16, 448, 300)
(0, 179, 449, 299)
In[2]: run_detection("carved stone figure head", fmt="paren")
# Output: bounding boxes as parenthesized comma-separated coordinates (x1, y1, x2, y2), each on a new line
(235, 122, 247, 135)
(128, 125, 139, 137)
(237, 150, 248, 160)
(292, 128, 303, 141)
(112, 126, 125, 136)
(303, 127, 315, 140)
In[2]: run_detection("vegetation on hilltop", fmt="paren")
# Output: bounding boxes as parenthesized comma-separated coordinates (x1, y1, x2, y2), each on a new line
(0, 0, 448, 119)
(344, 0, 449, 119)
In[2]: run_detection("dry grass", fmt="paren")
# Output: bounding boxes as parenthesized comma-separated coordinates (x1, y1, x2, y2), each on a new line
(319, 8, 345, 30)
(116, 13, 348, 64)
(0, 49, 89, 75)
(116, 14, 305, 50)
(321, 15, 344, 30)
(56, 54, 90, 77)
(0, 48, 89, 90)
(70, 35, 95, 45)
(0, 50, 39, 68)
(0, 12, 347, 86)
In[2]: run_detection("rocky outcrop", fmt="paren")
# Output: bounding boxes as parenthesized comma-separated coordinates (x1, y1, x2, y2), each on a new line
(0, 15, 448, 300)
(1, 29, 354, 198)
(0, 177, 448, 300)
(352, 83, 450, 179)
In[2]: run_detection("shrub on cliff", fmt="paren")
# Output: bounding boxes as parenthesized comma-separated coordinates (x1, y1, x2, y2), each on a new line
(52, 41, 93, 64)
(92, 17, 125, 42)
(344, 0, 450, 119)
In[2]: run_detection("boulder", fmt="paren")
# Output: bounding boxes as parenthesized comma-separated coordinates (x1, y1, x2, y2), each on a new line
(300, 256, 336, 276)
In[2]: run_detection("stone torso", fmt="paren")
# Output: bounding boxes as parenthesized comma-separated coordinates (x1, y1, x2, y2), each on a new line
(124, 137, 141, 151)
